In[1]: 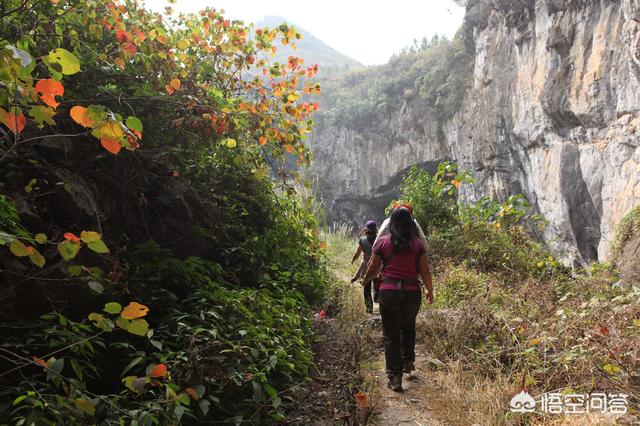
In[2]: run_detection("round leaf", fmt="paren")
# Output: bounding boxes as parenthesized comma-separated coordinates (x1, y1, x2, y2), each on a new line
(47, 48, 81, 75)
(10, 240, 29, 257)
(58, 240, 80, 260)
(34, 233, 47, 244)
(70, 106, 94, 127)
(104, 302, 122, 314)
(125, 116, 143, 131)
(121, 302, 149, 319)
(87, 239, 109, 253)
(126, 318, 149, 336)
(80, 231, 101, 243)
(75, 398, 95, 416)
(35, 79, 64, 109)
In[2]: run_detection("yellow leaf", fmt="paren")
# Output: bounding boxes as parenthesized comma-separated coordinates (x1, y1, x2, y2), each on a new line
(75, 398, 95, 416)
(94, 121, 124, 139)
(226, 138, 237, 148)
(177, 39, 189, 50)
(35, 233, 47, 244)
(529, 338, 541, 346)
(80, 231, 101, 243)
(10, 240, 29, 257)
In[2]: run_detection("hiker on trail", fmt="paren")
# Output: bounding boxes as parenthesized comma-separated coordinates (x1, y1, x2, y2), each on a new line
(374, 202, 427, 248)
(362, 207, 433, 393)
(350, 220, 378, 314)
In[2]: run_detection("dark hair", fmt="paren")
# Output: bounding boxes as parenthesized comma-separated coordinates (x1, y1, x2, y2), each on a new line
(389, 207, 417, 253)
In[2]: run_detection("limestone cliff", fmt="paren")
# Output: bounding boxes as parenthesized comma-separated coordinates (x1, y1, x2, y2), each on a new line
(307, 0, 640, 265)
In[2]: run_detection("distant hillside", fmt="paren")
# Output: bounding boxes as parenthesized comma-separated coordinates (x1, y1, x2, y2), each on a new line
(255, 16, 362, 71)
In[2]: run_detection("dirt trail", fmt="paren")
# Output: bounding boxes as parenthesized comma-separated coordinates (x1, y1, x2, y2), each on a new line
(361, 303, 447, 426)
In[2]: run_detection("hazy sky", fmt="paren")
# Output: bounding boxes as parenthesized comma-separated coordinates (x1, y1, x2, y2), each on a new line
(143, 0, 465, 65)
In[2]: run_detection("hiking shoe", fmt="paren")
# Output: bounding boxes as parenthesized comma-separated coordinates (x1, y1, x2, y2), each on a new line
(387, 375, 403, 392)
(403, 361, 415, 373)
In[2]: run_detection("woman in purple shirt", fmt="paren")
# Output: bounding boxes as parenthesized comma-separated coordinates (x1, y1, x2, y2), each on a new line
(362, 207, 433, 392)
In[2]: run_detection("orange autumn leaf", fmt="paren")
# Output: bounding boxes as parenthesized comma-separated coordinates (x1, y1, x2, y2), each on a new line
(121, 302, 149, 319)
(185, 387, 200, 400)
(100, 137, 122, 155)
(258, 136, 267, 146)
(149, 363, 167, 378)
(63, 232, 80, 242)
(169, 79, 181, 90)
(114, 57, 125, 70)
(35, 79, 64, 109)
(70, 106, 94, 127)
(284, 144, 295, 154)
(3, 112, 26, 134)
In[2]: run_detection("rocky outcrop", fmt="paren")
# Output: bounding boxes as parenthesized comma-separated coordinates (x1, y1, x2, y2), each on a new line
(308, 0, 640, 265)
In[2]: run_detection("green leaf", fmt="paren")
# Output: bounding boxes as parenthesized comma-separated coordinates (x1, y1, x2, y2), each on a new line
(116, 317, 130, 330)
(126, 318, 149, 336)
(70, 358, 83, 380)
(67, 265, 83, 276)
(13, 394, 30, 406)
(174, 405, 186, 421)
(29, 106, 56, 127)
(125, 116, 143, 131)
(34, 233, 47, 244)
(58, 240, 80, 260)
(199, 399, 211, 416)
(10, 240, 29, 257)
(87, 239, 109, 254)
(263, 383, 277, 398)
(47, 48, 81, 75)
(80, 231, 101, 243)
(121, 356, 145, 376)
(104, 302, 122, 314)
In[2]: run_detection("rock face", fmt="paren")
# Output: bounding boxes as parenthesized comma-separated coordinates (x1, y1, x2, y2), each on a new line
(307, 0, 640, 265)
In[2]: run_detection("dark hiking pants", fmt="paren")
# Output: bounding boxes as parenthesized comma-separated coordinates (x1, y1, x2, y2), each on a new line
(363, 279, 373, 312)
(379, 290, 421, 378)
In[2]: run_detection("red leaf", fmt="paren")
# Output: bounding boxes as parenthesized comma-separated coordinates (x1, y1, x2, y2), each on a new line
(121, 42, 137, 57)
(115, 30, 130, 42)
(100, 137, 122, 155)
(149, 363, 167, 378)
(63, 232, 80, 242)
(600, 326, 609, 336)
(3, 112, 26, 134)
(319, 309, 327, 319)
(35, 79, 64, 109)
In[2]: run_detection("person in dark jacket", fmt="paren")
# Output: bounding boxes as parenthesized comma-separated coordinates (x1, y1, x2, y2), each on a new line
(351, 220, 378, 314)
(362, 207, 433, 392)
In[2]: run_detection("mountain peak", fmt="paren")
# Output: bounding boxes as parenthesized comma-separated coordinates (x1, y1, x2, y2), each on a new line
(254, 16, 362, 70)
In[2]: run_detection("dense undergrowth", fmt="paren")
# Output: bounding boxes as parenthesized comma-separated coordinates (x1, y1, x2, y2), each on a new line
(0, 1, 332, 424)
(397, 165, 640, 424)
